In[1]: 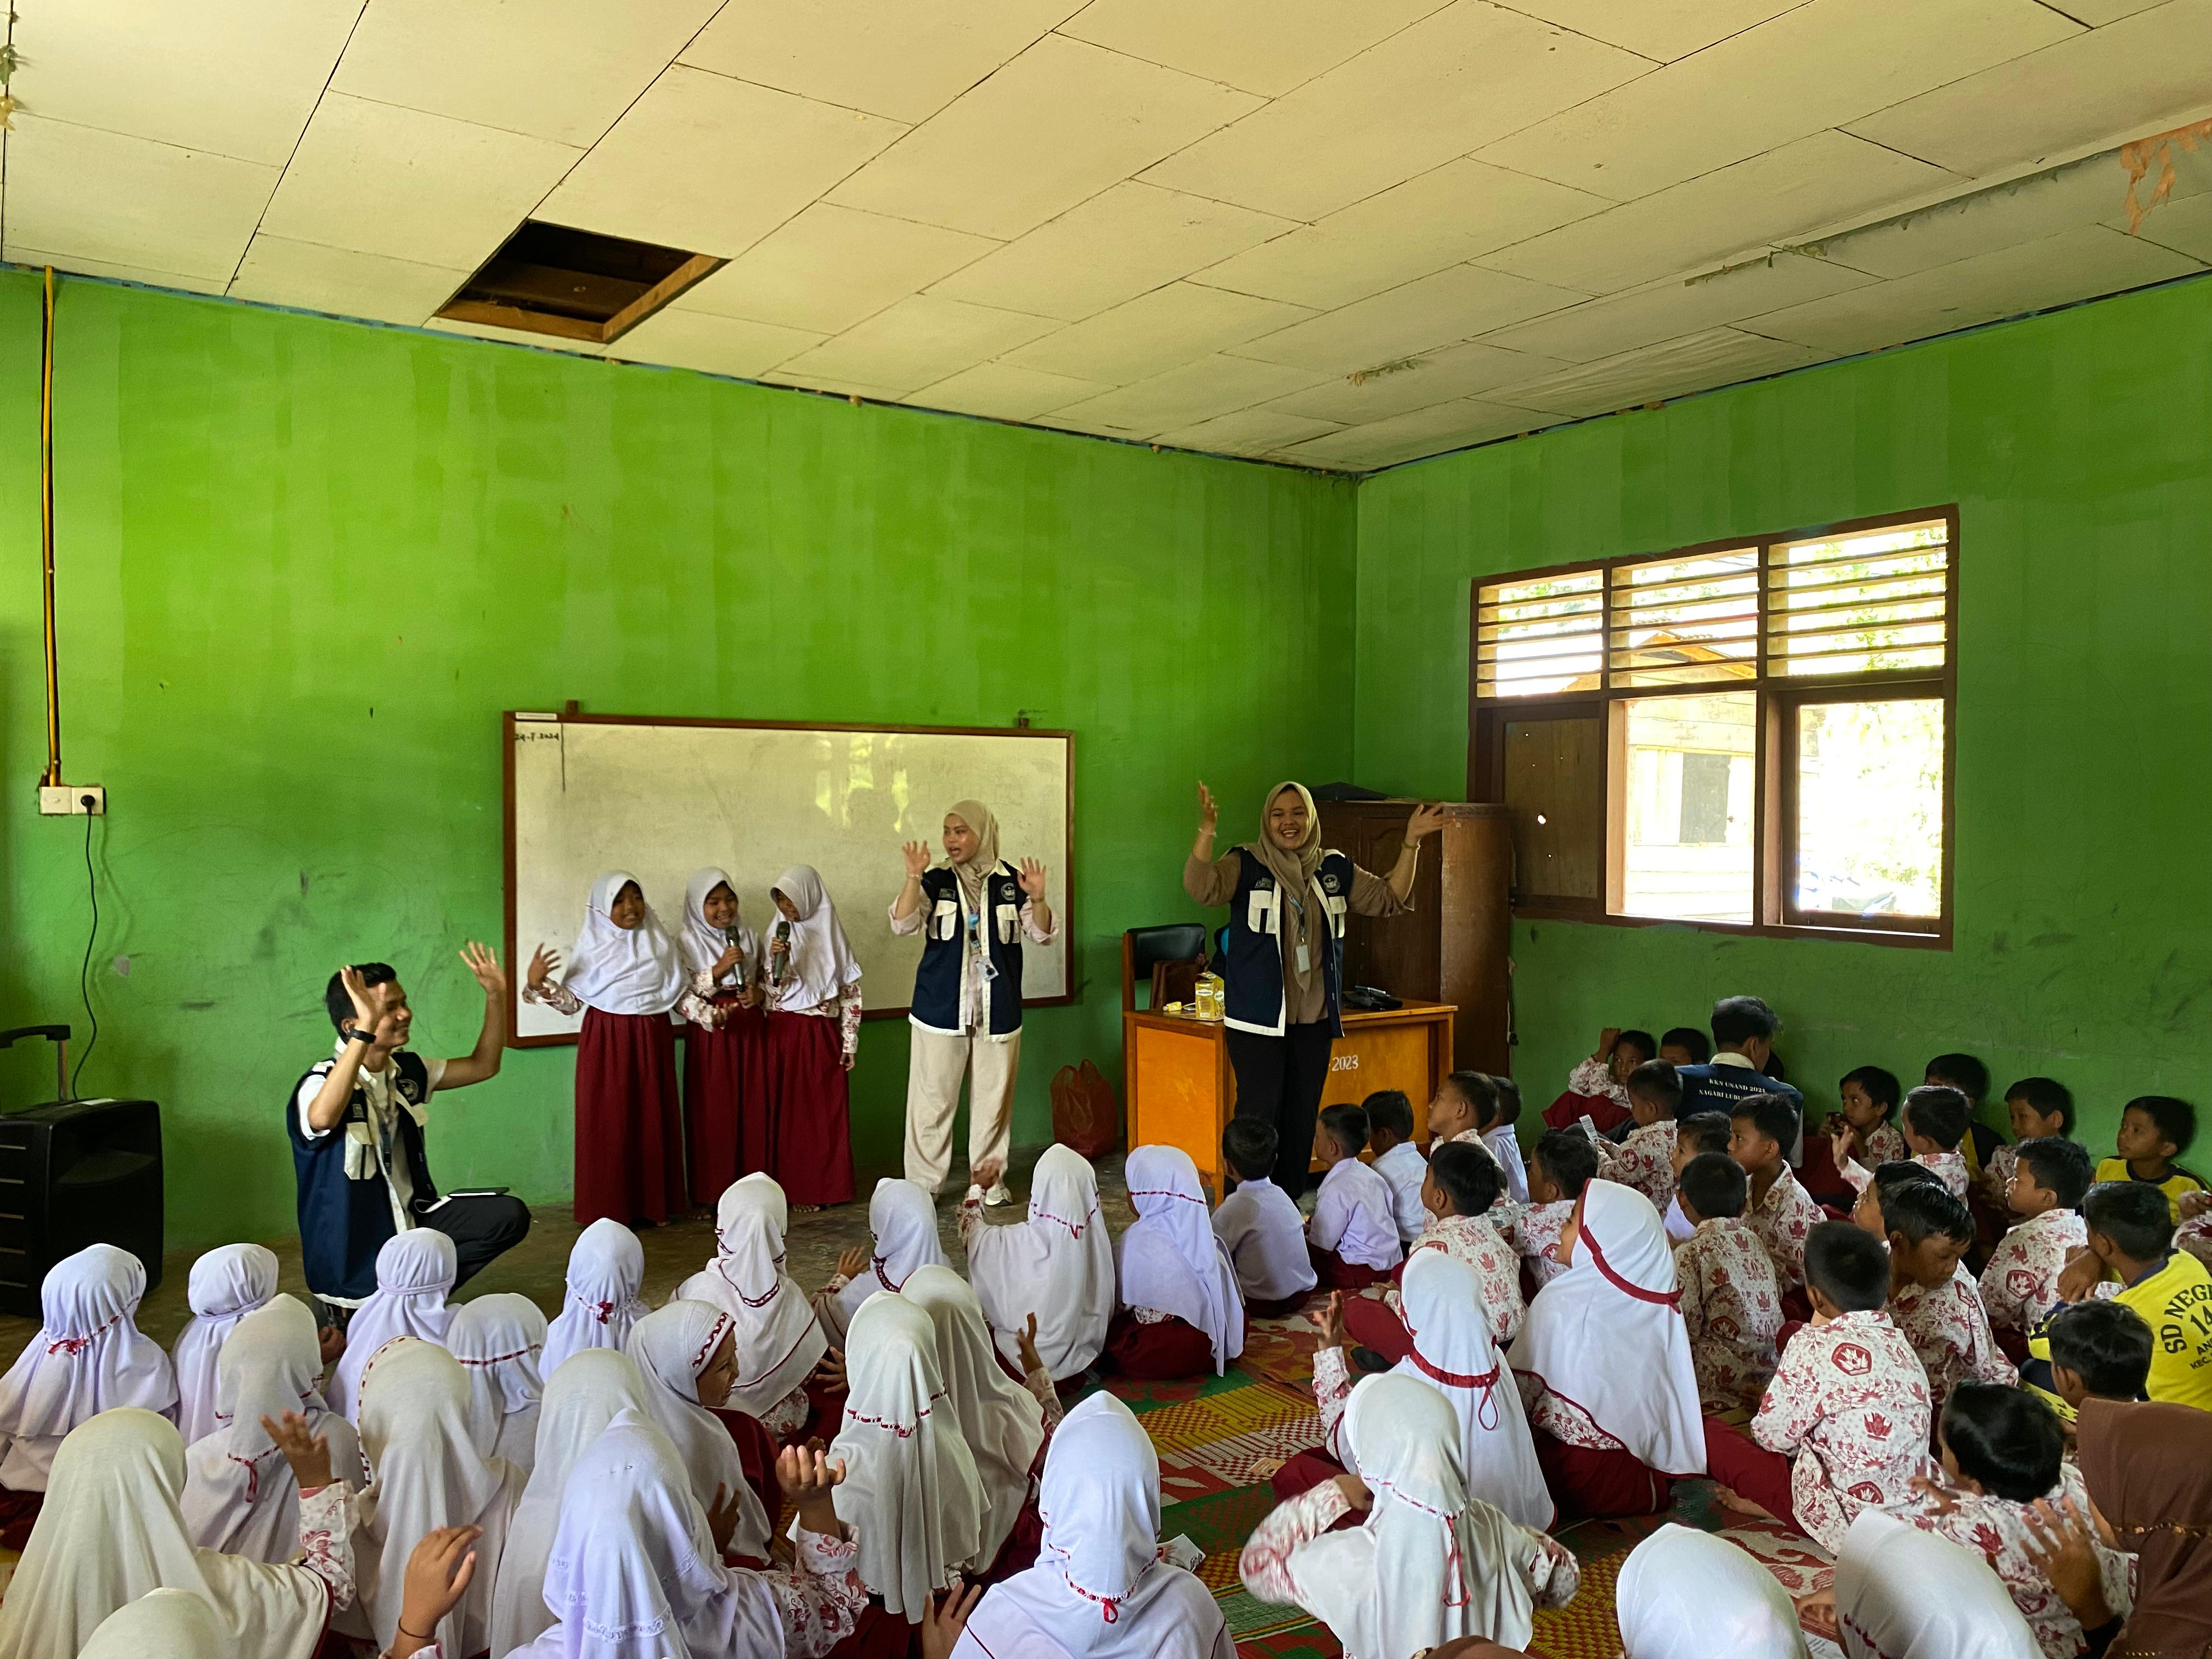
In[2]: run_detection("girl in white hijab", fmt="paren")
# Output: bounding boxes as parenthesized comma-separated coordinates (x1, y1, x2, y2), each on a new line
(821, 1176, 949, 1344)
(963, 1143, 1115, 1381)
(80, 1590, 223, 1659)
(0, 1243, 176, 1510)
(1615, 1525, 1809, 1659)
(950, 1391, 1233, 1659)
(624, 1300, 774, 1564)
(0, 1407, 354, 1659)
(326, 1227, 456, 1421)
(524, 870, 691, 1227)
(679, 866, 767, 1205)
(676, 1175, 833, 1439)
(182, 1294, 365, 1561)
(1832, 1509, 2040, 1659)
(760, 864, 861, 1207)
(1111, 1144, 1244, 1378)
(540, 1218, 651, 1375)
(171, 1243, 279, 1445)
(1506, 1178, 1706, 1517)
(1240, 1374, 1580, 1658)
(347, 1336, 525, 1656)
(826, 1291, 986, 1622)
(451, 1293, 549, 1474)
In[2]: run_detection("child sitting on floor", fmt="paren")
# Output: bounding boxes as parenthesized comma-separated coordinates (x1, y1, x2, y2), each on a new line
(1494, 1130, 1598, 1293)
(1985, 1076, 2074, 1200)
(1594, 1059, 1683, 1211)
(1545, 1025, 1657, 1135)
(2058, 1178, 2212, 1412)
(1664, 1113, 1733, 1243)
(1481, 1075, 1530, 1203)
(1850, 1083, 1973, 1199)
(2024, 1299, 2153, 1430)
(1703, 1221, 1933, 1552)
(1306, 1104, 1404, 1289)
(1426, 1069, 1497, 1154)
(1980, 1136, 2093, 1349)
(1343, 1139, 1523, 1363)
(1835, 1065, 1907, 1167)
(2094, 1094, 2206, 1221)
(1728, 1093, 1825, 1293)
(1659, 1027, 1711, 1069)
(1879, 1178, 2014, 1417)
(1926, 1051, 2006, 1178)
(1211, 1118, 1319, 1317)
(1108, 1143, 1244, 1380)
(1363, 1089, 1429, 1244)
(1673, 1153, 1783, 1412)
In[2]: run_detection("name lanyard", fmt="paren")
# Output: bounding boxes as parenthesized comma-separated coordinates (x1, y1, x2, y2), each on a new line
(963, 889, 1000, 983)
(1283, 887, 1311, 975)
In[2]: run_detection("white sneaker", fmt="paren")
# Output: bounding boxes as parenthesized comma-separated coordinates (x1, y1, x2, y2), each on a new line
(983, 1182, 1013, 1207)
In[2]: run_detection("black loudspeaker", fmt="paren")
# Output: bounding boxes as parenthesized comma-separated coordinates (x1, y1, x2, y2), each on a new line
(0, 1081, 163, 1319)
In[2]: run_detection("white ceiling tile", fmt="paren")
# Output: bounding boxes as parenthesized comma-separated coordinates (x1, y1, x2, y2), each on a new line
(538, 67, 905, 258)
(5, 116, 278, 282)
(1479, 0, 2078, 202)
(229, 235, 468, 324)
(1487, 0, 1809, 62)
(1006, 282, 1313, 379)
(1057, 0, 1452, 96)
(1846, 0, 2212, 177)
(1139, 1, 1650, 221)
(424, 317, 609, 356)
(1265, 340, 1576, 421)
(775, 295, 1061, 392)
(2127, 193, 2212, 262)
(606, 308, 825, 378)
(1031, 409, 1155, 439)
(1479, 130, 1960, 294)
(1151, 407, 1345, 455)
(827, 35, 1259, 239)
(1048, 354, 1327, 431)
(259, 92, 579, 269)
(1741, 224, 2204, 354)
(761, 370, 914, 400)
(1479, 251, 1872, 361)
(1278, 398, 1547, 468)
(19, 0, 360, 166)
(905, 362, 1109, 419)
(1231, 265, 1587, 376)
(680, 0, 1079, 124)
(334, 0, 724, 148)
(673, 205, 998, 335)
(2053, 0, 2166, 16)
(4, 248, 229, 296)
(1192, 159, 1610, 309)
(1486, 326, 1821, 415)
(929, 182, 1293, 320)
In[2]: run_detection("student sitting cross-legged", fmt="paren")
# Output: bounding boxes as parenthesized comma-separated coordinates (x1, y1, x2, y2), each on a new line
(1480, 1075, 1531, 1205)
(1210, 1119, 1318, 1318)
(1593, 1059, 1684, 1212)
(1837, 1084, 1973, 1201)
(1306, 1103, 1404, 1290)
(1875, 1177, 2016, 1419)
(1493, 1130, 1599, 1295)
(1980, 1136, 2094, 1357)
(1543, 1025, 1656, 1136)
(1672, 1152, 1785, 1414)
(1106, 1144, 1245, 1379)
(2021, 1298, 2154, 1438)
(1363, 1089, 1430, 1245)
(2052, 1177, 2212, 1411)
(1729, 1092, 1826, 1297)
(1341, 1139, 1524, 1366)
(1664, 1113, 1733, 1243)
(1984, 1075, 2075, 1203)
(2093, 1094, 2206, 1222)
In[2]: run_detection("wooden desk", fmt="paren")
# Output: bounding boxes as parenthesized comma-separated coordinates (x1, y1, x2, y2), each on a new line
(1122, 1001, 1457, 1193)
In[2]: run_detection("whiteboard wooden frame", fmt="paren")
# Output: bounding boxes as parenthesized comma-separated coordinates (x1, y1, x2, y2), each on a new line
(502, 711, 1077, 1048)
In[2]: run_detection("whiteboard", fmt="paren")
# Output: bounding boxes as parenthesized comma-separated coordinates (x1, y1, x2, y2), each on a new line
(504, 714, 1074, 1045)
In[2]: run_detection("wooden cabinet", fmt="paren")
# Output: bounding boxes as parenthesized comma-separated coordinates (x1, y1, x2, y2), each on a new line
(1316, 799, 1512, 1077)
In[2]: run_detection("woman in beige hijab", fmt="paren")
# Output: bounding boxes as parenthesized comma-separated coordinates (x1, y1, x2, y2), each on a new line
(890, 799, 1058, 1201)
(1184, 782, 1441, 1193)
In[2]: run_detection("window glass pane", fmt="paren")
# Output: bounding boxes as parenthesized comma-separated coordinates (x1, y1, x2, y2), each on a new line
(1610, 549, 1758, 687)
(1769, 520, 1949, 676)
(1618, 692, 1754, 923)
(1794, 698, 1945, 918)
(1477, 570, 1602, 697)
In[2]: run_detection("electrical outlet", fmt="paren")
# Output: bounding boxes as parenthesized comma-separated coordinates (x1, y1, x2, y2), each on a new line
(38, 784, 105, 816)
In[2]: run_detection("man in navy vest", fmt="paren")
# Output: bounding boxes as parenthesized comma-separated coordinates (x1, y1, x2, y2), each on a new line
(1674, 994, 1806, 1164)
(287, 943, 532, 1328)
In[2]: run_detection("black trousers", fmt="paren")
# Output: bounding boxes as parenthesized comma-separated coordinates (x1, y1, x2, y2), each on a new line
(316, 1193, 532, 1329)
(1224, 1021, 1336, 1196)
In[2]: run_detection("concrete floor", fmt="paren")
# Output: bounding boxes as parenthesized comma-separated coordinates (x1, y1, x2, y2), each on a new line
(0, 1146, 1137, 1368)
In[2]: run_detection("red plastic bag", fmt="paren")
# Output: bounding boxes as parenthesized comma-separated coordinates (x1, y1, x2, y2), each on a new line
(1051, 1058, 1120, 1160)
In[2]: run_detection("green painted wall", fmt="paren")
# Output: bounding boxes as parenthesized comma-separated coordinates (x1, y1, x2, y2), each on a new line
(1353, 274, 2212, 1156)
(0, 272, 1357, 1251)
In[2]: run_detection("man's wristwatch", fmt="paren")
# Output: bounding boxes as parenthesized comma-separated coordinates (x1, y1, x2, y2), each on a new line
(348, 1026, 374, 1043)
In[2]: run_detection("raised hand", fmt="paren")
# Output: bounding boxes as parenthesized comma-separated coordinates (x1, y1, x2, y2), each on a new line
(1017, 1312, 1045, 1377)
(776, 1441, 845, 1504)
(1311, 1290, 1348, 1353)
(460, 941, 506, 996)
(339, 965, 377, 1034)
(1197, 781, 1219, 835)
(1017, 857, 1048, 899)
(1403, 802, 1447, 842)
(706, 1482, 746, 1558)
(903, 840, 933, 878)
(393, 1525, 482, 1659)
(260, 1409, 334, 1493)
(836, 1246, 870, 1282)
(526, 945, 560, 991)
(919, 1579, 985, 1659)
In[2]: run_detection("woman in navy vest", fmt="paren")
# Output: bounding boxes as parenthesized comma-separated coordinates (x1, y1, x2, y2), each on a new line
(1184, 781, 1442, 1194)
(891, 799, 1058, 1201)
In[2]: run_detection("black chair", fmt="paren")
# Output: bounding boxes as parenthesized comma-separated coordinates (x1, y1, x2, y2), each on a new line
(1121, 924, 1209, 1012)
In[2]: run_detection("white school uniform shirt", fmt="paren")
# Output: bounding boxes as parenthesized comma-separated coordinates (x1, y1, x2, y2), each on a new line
(1369, 1141, 1429, 1243)
(1483, 1126, 1530, 1205)
(1306, 1158, 1404, 1272)
(1211, 1177, 1318, 1304)
(293, 1043, 447, 1243)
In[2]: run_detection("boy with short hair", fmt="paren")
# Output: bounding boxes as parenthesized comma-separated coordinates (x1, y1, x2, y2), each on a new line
(1545, 1026, 1656, 1135)
(1362, 1090, 1427, 1244)
(1494, 1131, 1598, 1292)
(1926, 1051, 2006, 1190)
(1305, 1103, 1402, 1289)
(1211, 1118, 1318, 1317)
(2039, 1299, 2153, 1413)
(1343, 1139, 1523, 1359)
(1426, 1070, 1497, 1154)
(1839, 1085, 1972, 1200)
(1834, 1065, 1906, 1167)
(1676, 997, 1806, 1163)
(1728, 1093, 1825, 1292)
(1880, 1180, 2015, 1414)
(1984, 1076, 2074, 1199)
(1979, 1137, 2092, 1344)
(1673, 1152, 1784, 1411)
(2058, 1178, 2212, 1410)
(1666, 1113, 1733, 1242)
(1594, 1059, 1683, 1211)
(1703, 1222, 1934, 1552)
(1481, 1074, 1531, 1204)
(1659, 1027, 1711, 1069)
(2094, 1095, 2207, 1222)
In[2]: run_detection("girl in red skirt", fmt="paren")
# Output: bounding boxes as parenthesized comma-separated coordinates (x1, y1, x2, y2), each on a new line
(759, 865, 859, 1209)
(527, 870, 692, 1227)
(678, 866, 767, 1202)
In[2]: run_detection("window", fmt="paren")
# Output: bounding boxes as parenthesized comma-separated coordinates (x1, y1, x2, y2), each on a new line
(1471, 510, 1955, 945)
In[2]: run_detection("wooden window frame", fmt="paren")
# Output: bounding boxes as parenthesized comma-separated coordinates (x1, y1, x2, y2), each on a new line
(1469, 506, 1958, 950)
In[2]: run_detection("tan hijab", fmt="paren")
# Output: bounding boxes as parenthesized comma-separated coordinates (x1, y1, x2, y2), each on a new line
(946, 799, 1002, 912)
(1242, 781, 1326, 1003)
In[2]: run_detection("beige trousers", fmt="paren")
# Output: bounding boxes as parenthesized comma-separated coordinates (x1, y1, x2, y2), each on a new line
(903, 1026, 1020, 1194)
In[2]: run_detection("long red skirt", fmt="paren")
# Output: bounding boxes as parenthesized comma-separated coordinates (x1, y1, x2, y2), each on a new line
(1531, 1427, 1675, 1519)
(684, 1000, 768, 1204)
(1100, 1311, 1215, 1380)
(711, 1407, 785, 1551)
(0, 1485, 42, 1551)
(763, 1013, 855, 1207)
(1342, 1291, 1415, 1365)
(575, 1007, 686, 1226)
(1309, 1243, 1393, 1291)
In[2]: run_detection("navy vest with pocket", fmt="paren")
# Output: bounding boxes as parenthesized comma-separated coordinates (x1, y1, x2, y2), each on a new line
(1222, 847, 1354, 1038)
(287, 1049, 438, 1303)
(907, 864, 1026, 1037)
